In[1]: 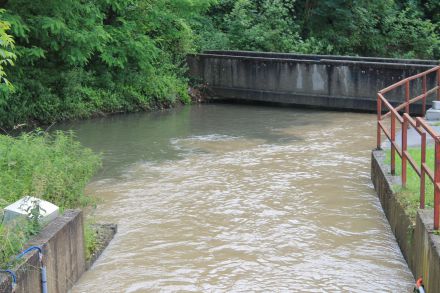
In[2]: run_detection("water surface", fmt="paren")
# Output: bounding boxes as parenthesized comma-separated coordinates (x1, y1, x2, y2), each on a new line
(66, 104, 414, 292)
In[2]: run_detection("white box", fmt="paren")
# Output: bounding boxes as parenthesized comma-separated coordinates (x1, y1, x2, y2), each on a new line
(3, 196, 59, 225)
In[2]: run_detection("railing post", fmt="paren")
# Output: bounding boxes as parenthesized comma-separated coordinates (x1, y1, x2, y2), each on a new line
(437, 68, 440, 101)
(402, 115, 407, 187)
(423, 75, 427, 116)
(377, 94, 382, 149)
(421, 130, 426, 208)
(405, 80, 410, 113)
(391, 111, 396, 175)
(435, 139, 440, 230)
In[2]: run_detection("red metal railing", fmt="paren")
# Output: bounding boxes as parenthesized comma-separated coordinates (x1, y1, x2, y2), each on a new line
(377, 65, 440, 229)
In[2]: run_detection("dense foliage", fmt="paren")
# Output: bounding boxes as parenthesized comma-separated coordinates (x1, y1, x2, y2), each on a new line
(0, 131, 101, 209)
(0, 0, 438, 128)
(195, 0, 440, 59)
(0, 0, 437, 273)
(0, 0, 215, 128)
(0, 131, 101, 266)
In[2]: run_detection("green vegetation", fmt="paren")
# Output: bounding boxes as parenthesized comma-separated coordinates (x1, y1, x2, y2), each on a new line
(0, 0, 216, 128)
(0, 219, 33, 266)
(195, 0, 440, 58)
(0, 0, 438, 274)
(0, 0, 437, 128)
(386, 147, 435, 220)
(0, 9, 15, 89)
(0, 131, 101, 207)
(84, 220, 99, 261)
(0, 131, 101, 268)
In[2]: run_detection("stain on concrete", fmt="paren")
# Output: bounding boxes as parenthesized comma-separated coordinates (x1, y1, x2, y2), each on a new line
(187, 51, 439, 113)
(372, 150, 440, 292)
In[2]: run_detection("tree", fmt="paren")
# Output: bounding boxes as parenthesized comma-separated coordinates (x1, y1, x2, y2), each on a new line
(0, 9, 15, 88)
(0, 0, 215, 128)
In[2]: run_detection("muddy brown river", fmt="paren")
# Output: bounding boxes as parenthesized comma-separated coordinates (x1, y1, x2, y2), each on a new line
(66, 104, 414, 292)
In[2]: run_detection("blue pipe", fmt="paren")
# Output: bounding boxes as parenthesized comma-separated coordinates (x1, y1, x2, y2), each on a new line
(16, 246, 47, 293)
(41, 265, 47, 292)
(0, 270, 17, 292)
(16, 245, 42, 259)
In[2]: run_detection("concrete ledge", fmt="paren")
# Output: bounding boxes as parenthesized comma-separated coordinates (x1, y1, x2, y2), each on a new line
(188, 51, 439, 113)
(203, 50, 439, 65)
(371, 150, 440, 291)
(195, 53, 437, 69)
(0, 210, 86, 293)
(209, 86, 425, 113)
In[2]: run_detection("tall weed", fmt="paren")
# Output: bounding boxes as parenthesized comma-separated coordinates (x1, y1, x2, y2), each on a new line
(0, 131, 101, 267)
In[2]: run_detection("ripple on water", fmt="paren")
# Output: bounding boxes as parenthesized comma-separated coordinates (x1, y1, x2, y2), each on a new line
(70, 106, 414, 292)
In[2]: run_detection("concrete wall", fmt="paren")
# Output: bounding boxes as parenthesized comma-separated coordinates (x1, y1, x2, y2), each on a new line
(188, 51, 439, 113)
(371, 151, 440, 292)
(0, 210, 86, 293)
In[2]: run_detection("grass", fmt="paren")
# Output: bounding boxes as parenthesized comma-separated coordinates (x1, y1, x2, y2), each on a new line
(84, 219, 98, 261)
(0, 130, 101, 268)
(0, 219, 34, 267)
(385, 146, 435, 221)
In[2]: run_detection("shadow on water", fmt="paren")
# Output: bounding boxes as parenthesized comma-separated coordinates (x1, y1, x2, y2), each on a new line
(57, 104, 329, 178)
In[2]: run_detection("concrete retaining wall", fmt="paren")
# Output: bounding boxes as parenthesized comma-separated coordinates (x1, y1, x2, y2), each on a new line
(371, 150, 440, 292)
(188, 51, 439, 113)
(0, 210, 86, 293)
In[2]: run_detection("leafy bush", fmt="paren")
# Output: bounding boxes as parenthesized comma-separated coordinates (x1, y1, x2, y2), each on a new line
(0, 131, 101, 267)
(0, 131, 101, 209)
(0, 0, 438, 128)
(0, 0, 213, 128)
(0, 220, 31, 267)
(383, 7, 440, 59)
(194, 0, 440, 59)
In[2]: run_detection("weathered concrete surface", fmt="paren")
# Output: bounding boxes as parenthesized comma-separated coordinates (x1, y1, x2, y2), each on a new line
(188, 51, 439, 113)
(414, 210, 440, 291)
(0, 210, 86, 293)
(371, 150, 440, 292)
(0, 251, 41, 293)
(86, 223, 117, 270)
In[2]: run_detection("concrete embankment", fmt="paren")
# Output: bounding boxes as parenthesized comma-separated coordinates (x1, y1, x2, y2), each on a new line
(0, 211, 116, 293)
(188, 51, 439, 113)
(371, 150, 440, 292)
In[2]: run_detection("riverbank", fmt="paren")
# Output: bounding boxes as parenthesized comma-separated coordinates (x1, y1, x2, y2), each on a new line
(0, 131, 101, 270)
(385, 147, 436, 220)
(372, 150, 440, 291)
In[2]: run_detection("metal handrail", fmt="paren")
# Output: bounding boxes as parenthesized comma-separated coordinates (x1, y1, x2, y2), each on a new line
(377, 65, 440, 229)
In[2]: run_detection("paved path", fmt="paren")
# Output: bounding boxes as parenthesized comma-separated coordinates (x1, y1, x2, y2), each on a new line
(382, 122, 440, 148)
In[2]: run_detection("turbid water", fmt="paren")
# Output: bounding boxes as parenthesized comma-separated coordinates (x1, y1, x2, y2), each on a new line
(66, 104, 414, 292)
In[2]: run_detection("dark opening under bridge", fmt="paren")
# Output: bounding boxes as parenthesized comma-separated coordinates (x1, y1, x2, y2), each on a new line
(187, 50, 439, 113)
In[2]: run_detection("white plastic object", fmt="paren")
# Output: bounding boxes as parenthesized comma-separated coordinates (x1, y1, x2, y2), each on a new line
(3, 196, 59, 225)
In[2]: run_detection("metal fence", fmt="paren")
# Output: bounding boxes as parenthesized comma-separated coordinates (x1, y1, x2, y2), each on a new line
(377, 65, 440, 229)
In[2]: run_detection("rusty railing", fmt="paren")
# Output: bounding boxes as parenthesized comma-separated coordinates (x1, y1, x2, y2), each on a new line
(377, 65, 440, 229)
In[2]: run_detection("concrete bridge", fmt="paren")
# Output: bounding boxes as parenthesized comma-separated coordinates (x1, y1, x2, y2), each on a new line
(187, 50, 439, 113)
